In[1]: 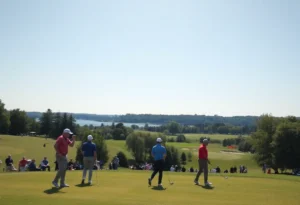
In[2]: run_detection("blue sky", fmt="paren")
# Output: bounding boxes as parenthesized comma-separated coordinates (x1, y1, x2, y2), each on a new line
(0, 0, 299, 116)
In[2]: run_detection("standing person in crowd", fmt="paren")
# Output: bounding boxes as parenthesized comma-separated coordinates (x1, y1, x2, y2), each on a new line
(113, 155, 119, 170)
(52, 128, 76, 188)
(194, 139, 212, 187)
(81, 135, 97, 185)
(148, 138, 167, 188)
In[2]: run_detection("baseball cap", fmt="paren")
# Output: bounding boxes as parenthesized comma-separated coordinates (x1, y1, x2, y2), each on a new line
(156, 138, 163, 143)
(63, 128, 73, 135)
(87, 135, 93, 141)
(203, 139, 208, 143)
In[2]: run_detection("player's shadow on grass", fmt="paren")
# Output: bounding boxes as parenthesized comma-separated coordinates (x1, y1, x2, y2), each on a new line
(44, 187, 65, 194)
(75, 184, 91, 188)
(151, 186, 167, 191)
(196, 185, 214, 190)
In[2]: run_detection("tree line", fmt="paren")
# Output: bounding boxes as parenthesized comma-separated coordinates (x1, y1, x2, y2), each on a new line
(0, 100, 40, 135)
(27, 112, 260, 126)
(145, 121, 256, 135)
(251, 115, 300, 173)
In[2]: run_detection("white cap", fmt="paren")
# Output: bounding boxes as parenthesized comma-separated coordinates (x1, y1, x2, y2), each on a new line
(156, 138, 162, 143)
(63, 128, 73, 135)
(87, 135, 93, 141)
(203, 139, 208, 143)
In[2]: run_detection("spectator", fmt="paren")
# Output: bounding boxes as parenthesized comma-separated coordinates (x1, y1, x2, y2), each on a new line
(113, 155, 119, 170)
(262, 163, 267, 173)
(5, 155, 17, 172)
(68, 159, 75, 170)
(216, 166, 221, 173)
(28, 159, 41, 171)
(170, 165, 175, 172)
(189, 167, 194, 172)
(19, 157, 28, 172)
(224, 169, 229, 173)
(181, 166, 186, 172)
(40, 157, 51, 171)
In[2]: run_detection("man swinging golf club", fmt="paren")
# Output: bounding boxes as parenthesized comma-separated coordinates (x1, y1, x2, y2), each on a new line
(148, 137, 167, 188)
(81, 135, 97, 185)
(194, 138, 212, 187)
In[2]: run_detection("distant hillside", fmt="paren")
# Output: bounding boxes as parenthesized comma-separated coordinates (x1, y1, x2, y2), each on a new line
(26, 112, 259, 126)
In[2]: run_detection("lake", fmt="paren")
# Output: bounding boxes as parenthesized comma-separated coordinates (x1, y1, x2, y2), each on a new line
(75, 119, 160, 127)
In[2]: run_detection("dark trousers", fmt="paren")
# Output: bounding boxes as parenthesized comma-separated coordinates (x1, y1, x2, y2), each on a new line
(195, 159, 208, 183)
(150, 160, 164, 184)
(41, 165, 51, 171)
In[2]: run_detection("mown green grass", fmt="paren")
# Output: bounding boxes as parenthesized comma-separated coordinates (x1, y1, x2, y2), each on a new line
(0, 135, 132, 166)
(0, 170, 300, 205)
(0, 135, 257, 173)
(1, 135, 300, 205)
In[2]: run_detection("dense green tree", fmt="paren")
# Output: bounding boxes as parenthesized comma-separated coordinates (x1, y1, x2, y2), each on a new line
(0, 99, 10, 134)
(181, 152, 187, 164)
(9, 109, 29, 135)
(39, 109, 53, 136)
(176, 134, 186, 142)
(51, 112, 62, 138)
(60, 113, 69, 131)
(126, 133, 145, 162)
(167, 121, 181, 135)
(272, 122, 300, 169)
(251, 114, 281, 172)
(117, 151, 128, 167)
(28, 118, 40, 133)
(164, 145, 180, 170)
(68, 114, 76, 133)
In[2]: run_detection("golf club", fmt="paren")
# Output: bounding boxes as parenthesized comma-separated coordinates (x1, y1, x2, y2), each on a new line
(96, 168, 99, 186)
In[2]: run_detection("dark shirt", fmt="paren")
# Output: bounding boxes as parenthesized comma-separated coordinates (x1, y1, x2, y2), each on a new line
(29, 162, 37, 171)
(5, 158, 13, 166)
(82, 141, 96, 157)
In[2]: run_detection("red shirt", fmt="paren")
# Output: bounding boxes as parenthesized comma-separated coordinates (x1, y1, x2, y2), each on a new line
(19, 159, 27, 167)
(198, 144, 208, 159)
(56, 135, 71, 156)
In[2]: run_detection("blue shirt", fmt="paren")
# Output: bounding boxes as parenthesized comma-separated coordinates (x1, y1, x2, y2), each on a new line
(152, 144, 166, 161)
(82, 141, 96, 157)
(42, 160, 48, 166)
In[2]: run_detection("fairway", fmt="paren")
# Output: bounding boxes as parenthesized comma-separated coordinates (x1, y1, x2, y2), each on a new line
(1, 135, 300, 205)
(1, 171, 300, 205)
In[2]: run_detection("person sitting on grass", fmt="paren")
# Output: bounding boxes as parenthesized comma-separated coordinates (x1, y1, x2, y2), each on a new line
(40, 157, 51, 171)
(68, 159, 75, 170)
(189, 167, 194, 172)
(28, 159, 41, 171)
(5, 155, 17, 172)
(216, 166, 221, 173)
(19, 157, 28, 172)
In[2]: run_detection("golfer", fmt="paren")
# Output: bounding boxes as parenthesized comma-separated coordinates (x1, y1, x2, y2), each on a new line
(52, 128, 75, 188)
(148, 137, 166, 188)
(81, 135, 97, 185)
(194, 138, 212, 186)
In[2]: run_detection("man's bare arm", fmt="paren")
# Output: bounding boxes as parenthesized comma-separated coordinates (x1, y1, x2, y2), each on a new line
(69, 135, 76, 147)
